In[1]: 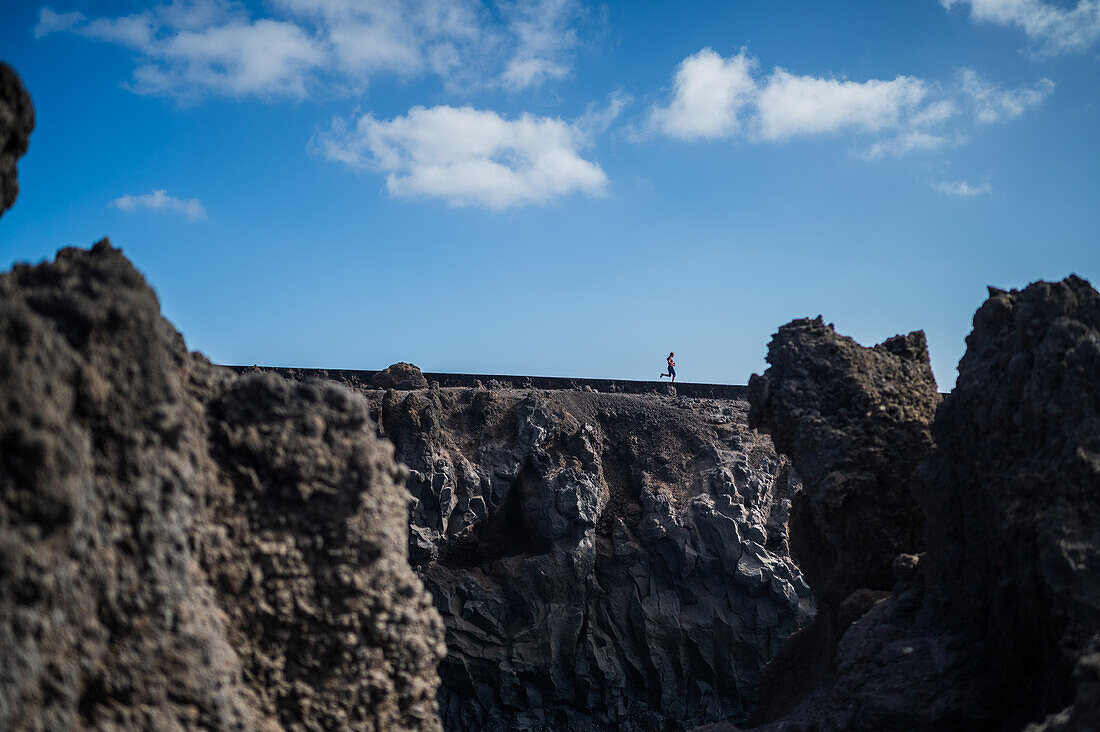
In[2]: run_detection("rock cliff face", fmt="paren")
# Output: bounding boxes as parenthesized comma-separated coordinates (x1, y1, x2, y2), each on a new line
(0, 242, 445, 731)
(747, 278, 1100, 730)
(341, 383, 816, 730)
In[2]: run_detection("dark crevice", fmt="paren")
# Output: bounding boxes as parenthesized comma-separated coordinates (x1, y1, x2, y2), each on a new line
(438, 463, 551, 568)
(597, 445, 643, 537)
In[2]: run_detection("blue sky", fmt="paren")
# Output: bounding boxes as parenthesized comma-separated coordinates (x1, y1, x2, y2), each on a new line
(1, 0, 1097, 387)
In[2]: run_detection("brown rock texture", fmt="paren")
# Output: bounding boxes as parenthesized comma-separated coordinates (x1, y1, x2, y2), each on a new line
(0, 62, 34, 218)
(0, 241, 445, 731)
(747, 277, 1100, 730)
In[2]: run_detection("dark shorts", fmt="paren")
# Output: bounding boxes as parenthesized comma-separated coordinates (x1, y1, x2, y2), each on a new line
(668, 365, 676, 377)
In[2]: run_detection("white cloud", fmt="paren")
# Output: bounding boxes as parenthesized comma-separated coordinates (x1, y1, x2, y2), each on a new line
(315, 105, 607, 209)
(648, 49, 1054, 159)
(959, 68, 1054, 123)
(941, 0, 1100, 54)
(649, 49, 756, 140)
(37, 2, 322, 98)
(109, 189, 208, 220)
(648, 49, 937, 145)
(154, 20, 325, 97)
(932, 179, 992, 197)
(36, 0, 590, 99)
(274, 0, 490, 83)
(756, 71, 928, 140)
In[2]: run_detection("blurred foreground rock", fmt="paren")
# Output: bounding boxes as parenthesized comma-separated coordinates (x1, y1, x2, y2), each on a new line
(0, 241, 445, 731)
(0, 62, 34, 218)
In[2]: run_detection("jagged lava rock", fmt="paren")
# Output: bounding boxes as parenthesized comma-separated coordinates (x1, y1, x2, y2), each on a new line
(0, 63, 34, 218)
(0, 241, 445, 731)
(745, 277, 1100, 731)
(745, 319, 939, 722)
(748, 318, 939, 606)
(345, 383, 816, 730)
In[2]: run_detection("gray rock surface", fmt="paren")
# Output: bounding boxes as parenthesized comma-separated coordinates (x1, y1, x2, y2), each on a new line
(351, 385, 814, 730)
(746, 277, 1100, 730)
(0, 241, 445, 731)
(0, 63, 33, 218)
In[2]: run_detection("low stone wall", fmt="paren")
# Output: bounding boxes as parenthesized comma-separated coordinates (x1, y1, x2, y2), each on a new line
(225, 366, 750, 400)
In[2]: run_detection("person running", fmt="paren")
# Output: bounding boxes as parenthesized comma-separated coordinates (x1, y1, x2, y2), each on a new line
(659, 352, 676, 382)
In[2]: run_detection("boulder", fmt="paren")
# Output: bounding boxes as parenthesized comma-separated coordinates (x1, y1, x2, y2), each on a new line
(373, 362, 429, 390)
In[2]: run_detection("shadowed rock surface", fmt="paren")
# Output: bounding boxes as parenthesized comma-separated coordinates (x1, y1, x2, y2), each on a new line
(0, 63, 34, 218)
(745, 319, 940, 723)
(745, 278, 1100, 730)
(0, 241, 445, 731)
(321, 382, 815, 730)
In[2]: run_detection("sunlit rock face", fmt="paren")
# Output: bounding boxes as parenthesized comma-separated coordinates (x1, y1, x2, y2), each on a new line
(351, 383, 815, 730)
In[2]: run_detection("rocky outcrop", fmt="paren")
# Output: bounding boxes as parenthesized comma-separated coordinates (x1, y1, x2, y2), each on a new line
(349, 384, 815, 730)
(0, 63, 34, 218)
(745, 319, 940, 722)
(906, 276, 1100, 728)
(373, 362, 429, 390)
(747, 277, 1100, 730)
(0, 241, 445, 731)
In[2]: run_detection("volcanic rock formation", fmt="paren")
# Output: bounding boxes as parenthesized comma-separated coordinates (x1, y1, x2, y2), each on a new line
(6, 57, 1097, 732)
(0, 63, 34, 218)
(747, 278, 1100, 730)
(332, 382, 815, 730)
(0, 241, 445, 731)
(746, 319, 940, 722)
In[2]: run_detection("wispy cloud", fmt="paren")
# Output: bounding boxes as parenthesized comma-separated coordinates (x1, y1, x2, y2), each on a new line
(315, 105, 607, 209)
(35, 0, 593, 99)
(500, 0, 583, 91)
(865, 130, 957, 159)
(647, 49, 1053, 159)
(932, 179, 992, 197)
(941, 0, 1100, 55)
(109, 189, 208, 220)
(959, 68, 1054, 123)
